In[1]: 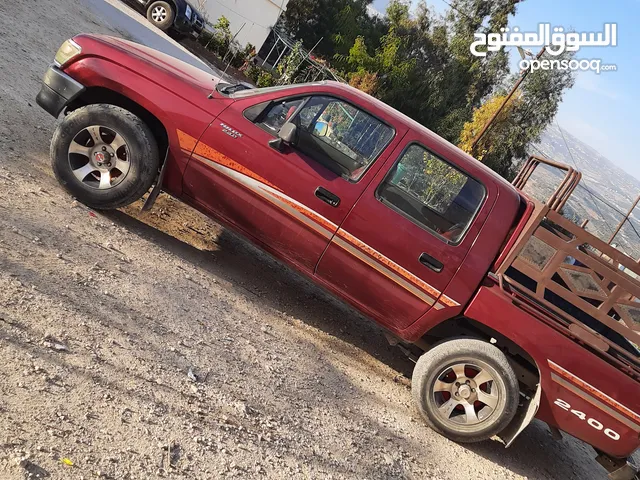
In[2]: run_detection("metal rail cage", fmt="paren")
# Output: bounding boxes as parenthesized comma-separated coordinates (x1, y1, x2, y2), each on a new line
(495, 156, 640, 378)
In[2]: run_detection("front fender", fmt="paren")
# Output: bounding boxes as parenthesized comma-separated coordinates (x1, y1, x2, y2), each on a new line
(63, 57, 224, 197)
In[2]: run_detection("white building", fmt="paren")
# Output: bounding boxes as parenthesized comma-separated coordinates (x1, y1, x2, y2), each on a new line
(202, 0, 289, 50)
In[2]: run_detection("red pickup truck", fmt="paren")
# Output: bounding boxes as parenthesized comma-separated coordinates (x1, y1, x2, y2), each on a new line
(37, 34, 640, 478)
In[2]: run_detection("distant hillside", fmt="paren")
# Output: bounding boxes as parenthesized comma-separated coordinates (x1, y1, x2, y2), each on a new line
(518, 123, 640, 258)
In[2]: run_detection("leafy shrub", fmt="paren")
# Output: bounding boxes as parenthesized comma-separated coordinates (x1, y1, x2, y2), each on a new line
(349, 70, 379, 96)
(257, 70, 277, 88)
(230, 53, 245, 69)
(230, 43, 255, 69)
(198, 16, 233, 58)
(244, 64, 262, 83)
(197, 30, 214, 48)
(212, 15, 232, 53)
(242, 43, 256, 61)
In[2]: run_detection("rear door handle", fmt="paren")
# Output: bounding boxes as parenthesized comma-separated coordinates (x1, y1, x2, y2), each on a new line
(419, 252, 443, 273)
(315, 187, 340, 207)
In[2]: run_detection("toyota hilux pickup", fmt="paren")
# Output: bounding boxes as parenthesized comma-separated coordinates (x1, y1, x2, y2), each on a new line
(36, 34, 640, 479)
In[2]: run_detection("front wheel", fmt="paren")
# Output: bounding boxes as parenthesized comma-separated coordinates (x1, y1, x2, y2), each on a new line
(411, 338, 519, 443)
(51, 104, 160, 210)
(147, 1, 175, 31)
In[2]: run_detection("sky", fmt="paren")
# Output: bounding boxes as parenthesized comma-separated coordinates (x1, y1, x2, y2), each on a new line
(370, 0, 640, 181)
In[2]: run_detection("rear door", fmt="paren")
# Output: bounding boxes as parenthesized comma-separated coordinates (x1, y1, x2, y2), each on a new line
(316, 131, 488, 330)
(182, 89, 405, 273)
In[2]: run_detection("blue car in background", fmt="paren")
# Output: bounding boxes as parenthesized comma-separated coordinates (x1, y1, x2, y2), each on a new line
(122, 0, 204, 37)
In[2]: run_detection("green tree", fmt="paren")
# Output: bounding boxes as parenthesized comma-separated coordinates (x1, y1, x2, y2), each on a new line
(334, 0, 521, 142)
(459, 93, 522, 161)
(462, 49, 576, 178)
(409, 0, 520, 141)
(280, 0, 385, 60)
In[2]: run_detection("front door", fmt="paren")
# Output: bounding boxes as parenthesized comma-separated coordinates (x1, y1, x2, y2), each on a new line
(181, 90, 403, 273)
(316, 133, 488, 331)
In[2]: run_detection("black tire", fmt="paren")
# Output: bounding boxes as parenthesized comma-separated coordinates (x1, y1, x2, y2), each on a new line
(412, 338, 519, 443)
(146, 1, 175, 31)
(51, 104, 160, 210)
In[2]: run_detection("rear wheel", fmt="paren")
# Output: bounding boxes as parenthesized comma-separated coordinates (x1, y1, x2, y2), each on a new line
(51, 104, 159, 210)
(412, 338, 519, 443)
(147, 1, 175, 31)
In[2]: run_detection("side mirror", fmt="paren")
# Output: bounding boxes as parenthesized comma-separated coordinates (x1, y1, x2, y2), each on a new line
(279, 122, 297, 143)
(269, 122, 297, 152)
(313, 121, 329, 137)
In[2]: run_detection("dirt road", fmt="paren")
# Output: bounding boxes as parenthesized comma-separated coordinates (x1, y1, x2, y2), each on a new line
(0, 1, 628, 478)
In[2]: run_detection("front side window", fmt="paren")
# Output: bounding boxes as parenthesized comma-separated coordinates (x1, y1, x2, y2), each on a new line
(249, 94, 394, 181)
(295, 96, 394, 181)
(378, 144, 485, 243)
(259, 98, 304, 132)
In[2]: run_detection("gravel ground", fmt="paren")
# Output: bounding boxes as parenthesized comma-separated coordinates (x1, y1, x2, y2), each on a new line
(0, 1, 629, 479)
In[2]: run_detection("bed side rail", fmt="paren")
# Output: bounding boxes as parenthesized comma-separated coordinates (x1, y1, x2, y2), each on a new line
(497, 156, 640, 373)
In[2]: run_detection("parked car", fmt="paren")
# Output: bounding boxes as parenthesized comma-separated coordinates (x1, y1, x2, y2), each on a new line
(121, 0, 202, 37)
(37, 34, 640, 479)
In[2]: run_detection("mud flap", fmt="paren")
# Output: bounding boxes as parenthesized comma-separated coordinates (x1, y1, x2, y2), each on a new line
(141, 148, 170, 212)
(499, 382, 541, 447)
(596, 452, 639, 480)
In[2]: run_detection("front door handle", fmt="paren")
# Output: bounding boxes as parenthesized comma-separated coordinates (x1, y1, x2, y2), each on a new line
(419, 252, 443, 273)
(315, 187, 340, 207)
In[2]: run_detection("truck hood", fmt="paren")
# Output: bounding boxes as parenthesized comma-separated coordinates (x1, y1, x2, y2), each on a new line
(71, 34, 223, 103)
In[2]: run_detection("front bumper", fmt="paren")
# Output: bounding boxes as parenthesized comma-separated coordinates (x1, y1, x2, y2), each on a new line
(191, 14, 204, 37)
(36, 66, 85, 118)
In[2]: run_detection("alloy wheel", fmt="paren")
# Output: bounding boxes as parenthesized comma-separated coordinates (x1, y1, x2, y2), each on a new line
(67, 125, 131, 190)
(151, 6, 167, 22)
(431, 360, 501, 426)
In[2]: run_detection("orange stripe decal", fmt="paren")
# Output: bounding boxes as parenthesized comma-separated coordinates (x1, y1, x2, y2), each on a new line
(193, 144, 282, 192)
(269, 190, 338, 234)
(548, 360, 640, 426)
(177, 129, 198, 153)
(190, 152, 335, 239)
(440, 294, 459, 307)
(179, 129, 282, 192)
(336, 229, 446, 302)
(332, 237, 437, 306)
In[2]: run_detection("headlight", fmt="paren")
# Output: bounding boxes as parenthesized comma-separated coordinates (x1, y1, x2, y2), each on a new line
(185, 5, 192, 20)
(54, 39, 82, 68)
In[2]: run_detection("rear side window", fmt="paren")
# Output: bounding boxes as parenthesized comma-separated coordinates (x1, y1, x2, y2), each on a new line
(378, 144, 485, 244)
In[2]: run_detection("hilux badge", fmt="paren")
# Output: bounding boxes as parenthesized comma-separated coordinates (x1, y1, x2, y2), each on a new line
(220, 123, 242, 139)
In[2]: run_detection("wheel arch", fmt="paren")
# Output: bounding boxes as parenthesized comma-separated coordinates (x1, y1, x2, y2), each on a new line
(421, 316, 541, 393)
(418, 316, 544, 446)
(67, 86, 169, 166)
